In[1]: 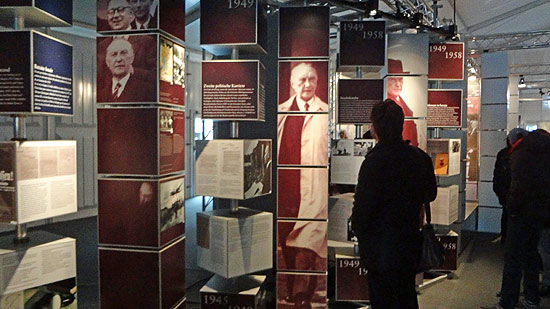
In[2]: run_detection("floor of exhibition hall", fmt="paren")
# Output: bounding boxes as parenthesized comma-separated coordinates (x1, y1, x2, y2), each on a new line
(13, 197, 549, 309)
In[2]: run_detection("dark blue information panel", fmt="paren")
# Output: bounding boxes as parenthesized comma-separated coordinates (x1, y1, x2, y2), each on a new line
(0, 32, 31, 113)
(33, 32, 73, 115)
(0, 0, 72, 24)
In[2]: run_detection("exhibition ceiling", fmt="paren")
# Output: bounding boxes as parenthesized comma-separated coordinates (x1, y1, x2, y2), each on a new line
(67, 0, 550, 89)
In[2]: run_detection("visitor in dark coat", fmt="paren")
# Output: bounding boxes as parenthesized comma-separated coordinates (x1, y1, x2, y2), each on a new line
(351, 99, 437, 309)
(493, 128, 528, 244)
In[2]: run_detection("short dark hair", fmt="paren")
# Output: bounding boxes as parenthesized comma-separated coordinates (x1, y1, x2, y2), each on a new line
(371, 99, 404, 143)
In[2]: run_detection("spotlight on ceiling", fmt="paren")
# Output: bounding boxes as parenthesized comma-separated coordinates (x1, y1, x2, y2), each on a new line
(412, 12, 423, 29)
(518, 75, 526, 88)
(369, 9, 377, 16)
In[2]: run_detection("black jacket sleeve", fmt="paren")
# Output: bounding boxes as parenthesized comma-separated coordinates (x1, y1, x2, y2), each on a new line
(493, 148, 510, 206)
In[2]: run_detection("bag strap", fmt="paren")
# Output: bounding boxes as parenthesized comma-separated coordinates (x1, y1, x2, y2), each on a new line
(425, 202, 432, 225)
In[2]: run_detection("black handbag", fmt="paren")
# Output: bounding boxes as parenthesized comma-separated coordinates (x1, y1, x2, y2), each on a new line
(416, 203, 446, 273)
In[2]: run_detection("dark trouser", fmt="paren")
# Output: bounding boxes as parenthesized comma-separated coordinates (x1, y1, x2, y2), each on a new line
(499, 215, 541, 308)
(367, 269, 418, 309)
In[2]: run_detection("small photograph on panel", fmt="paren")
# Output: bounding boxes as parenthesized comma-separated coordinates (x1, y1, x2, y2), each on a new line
(97, 0, 159, 31)
(331, 139, 352, 156)
(0, 145, 15, 223)
(173, 44, 186, 87)
(354, 140, 375, 156)
(244, 140, 272, 199)
(160, 177, 185, 232)
(159, 38, 174, 84)
(277, 220, 327, 272)
(277, 272, 327, 308)
(386, 68, 428, 119)
(278, 168, 328, 219)
(279, 6, 329, 58)
(279, 61, 329, 113)
(278, 114, 329, 166)
(97, 35, 157, 103)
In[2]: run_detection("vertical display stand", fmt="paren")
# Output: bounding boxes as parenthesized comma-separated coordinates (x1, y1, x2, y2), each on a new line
(0, 5, 78, 307)
(95, 2, 187, 308)
(197, 1, 272, 307)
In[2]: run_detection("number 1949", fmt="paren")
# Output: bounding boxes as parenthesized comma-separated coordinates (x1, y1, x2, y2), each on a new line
(228, 0, 254, 9)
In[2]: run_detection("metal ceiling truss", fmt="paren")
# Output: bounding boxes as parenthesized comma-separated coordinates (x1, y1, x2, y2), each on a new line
(510, 64, 550, 76)
(466, 30, 550, 54)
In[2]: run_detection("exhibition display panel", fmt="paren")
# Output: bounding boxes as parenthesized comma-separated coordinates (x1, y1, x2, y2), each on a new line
(428, 42, 465, 81)
(200, 275, 267, 308)
(0, 31, 73, 116)
(200, 0, 267, 55)
(196, 207, 273, 278)
(99, 236, 186, 309)
(428, 89, 463, 127)
(96, 2, 187, 306)
(427, 139, 462, 176)
(276, 7, 330, 307)
(97, 107, 185, 176)
(339, 20, 386, 69)
(195, 139, 272, 200)
(0, 231, 77, 306)
(337, 79, 384, 124)
(97, 0, 185, 41)
(278, 6, 329, 59)
(0, 1, 72, 27)
(330, 139, 376, 185)
(431, 185, 459, 225)
(335, 255, 369, 302)
(98, 175, 185, 249)
(0, 140, 77, 224)
(328, 193, 354, 242)
(202, 60, 266, 121)
(97, 33, 185, 107)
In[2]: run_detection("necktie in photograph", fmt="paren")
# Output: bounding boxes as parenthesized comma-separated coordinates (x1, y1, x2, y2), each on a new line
(113, 82, 121, 100)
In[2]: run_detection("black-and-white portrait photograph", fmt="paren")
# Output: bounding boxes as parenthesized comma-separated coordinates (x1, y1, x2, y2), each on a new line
(160, 177, 185, 232)
(97, 35, 157, 103)
(354, 140, 375, 157)
(244, 140, 272, 199)
(331, 139, 353, 156)
(97, 0, 159, 32)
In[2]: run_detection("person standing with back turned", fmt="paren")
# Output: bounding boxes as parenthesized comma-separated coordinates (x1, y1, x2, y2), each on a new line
(352, 99, 437, 308)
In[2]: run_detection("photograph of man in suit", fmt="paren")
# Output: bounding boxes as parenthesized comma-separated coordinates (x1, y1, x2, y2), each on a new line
(129, 0, 158, 29)
(98, 0, 135, 31)
(98, 38, 154, 103)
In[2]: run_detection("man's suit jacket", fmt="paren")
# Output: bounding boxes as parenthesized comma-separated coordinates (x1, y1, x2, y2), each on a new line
(131, 11, 158, 29)
(97, 74, 156, 103)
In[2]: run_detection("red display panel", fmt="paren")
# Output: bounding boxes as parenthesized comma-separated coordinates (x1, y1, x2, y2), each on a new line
(200, 0, 266, 52)
(99, 237, 186, 309)
(202, 61, 265, 120)
(435, 234, 458, 271)
(98, 175, 185, 248)
(427, 89, 463, 127)
(277, 114, 329, 166)
(339, 21, 385, 67)
(97, 107, 184, 176)
(277, 167, 328, 219)
(336, 257, 370, 301)
(277, 272, 327, 308)
(338, 79, 384, 124)
(277, 220, 327, 272)
(428, 42, 465, 80)
(279, 6, 329, 58)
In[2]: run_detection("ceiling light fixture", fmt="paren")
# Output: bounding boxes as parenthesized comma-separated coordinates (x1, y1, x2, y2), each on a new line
(518, 75, 526, 88)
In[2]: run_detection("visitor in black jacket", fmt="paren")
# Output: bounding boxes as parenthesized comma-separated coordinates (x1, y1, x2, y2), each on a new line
(493, 128, 528, 244)
(351, 99, 437, 309)
(485, 129, 550, 309)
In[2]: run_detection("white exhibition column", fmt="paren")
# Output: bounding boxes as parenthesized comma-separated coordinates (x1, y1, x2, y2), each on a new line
(508, 76, 520, 130)
(478, 52, 508, 233)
